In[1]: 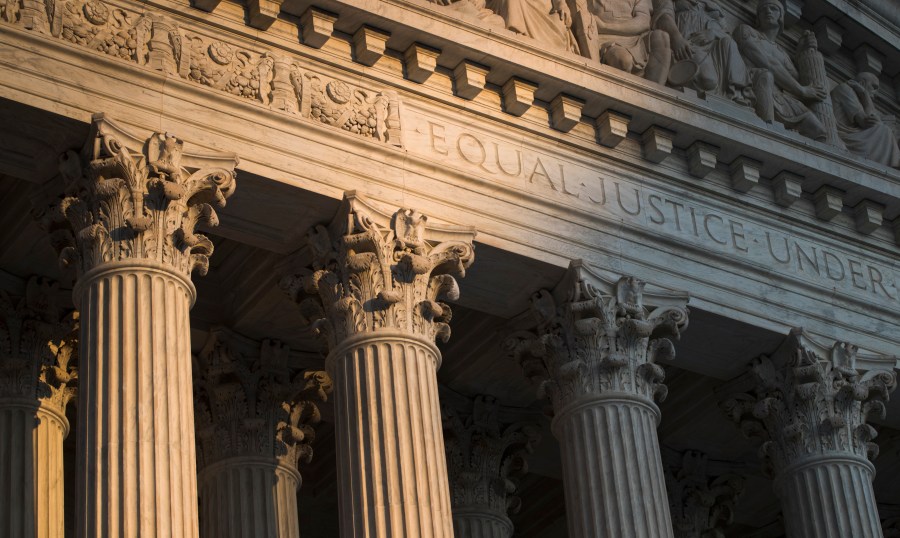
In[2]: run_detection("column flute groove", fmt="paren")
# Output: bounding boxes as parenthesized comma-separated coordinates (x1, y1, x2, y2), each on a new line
(282, 193, 476, 538)
(507, 260, 690, 538)
(0, 277, 78, 538)
(33, 113, 238, 538)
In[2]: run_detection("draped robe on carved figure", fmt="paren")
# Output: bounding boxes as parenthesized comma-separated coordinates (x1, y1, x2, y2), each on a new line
(487, 0, 579, 51)
(831, 72, 900, 168)
(732, 0, 827, 140)
(652, 0, 750, 100)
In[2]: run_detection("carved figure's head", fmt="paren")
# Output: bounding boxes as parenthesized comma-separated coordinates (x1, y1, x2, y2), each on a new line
(755, 0, 784, 32)
(856, 72, 880, 94)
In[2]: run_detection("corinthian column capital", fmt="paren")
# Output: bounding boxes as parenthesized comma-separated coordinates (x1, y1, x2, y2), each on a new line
(34, 113, 239, 280)
(720, 328, 897, 476)
(506, 260, 689, 413)
(443, 395, 540, 538)
(0, 277, 77, 411)
(194, 328, 332, 472)
(281, 192, 476, 355)
(665, 450, 745, 538)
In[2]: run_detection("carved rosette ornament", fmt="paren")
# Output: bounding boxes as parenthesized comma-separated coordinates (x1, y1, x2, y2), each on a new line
(0, 277, 78, 538)
(506, 260, 689, 538)
(193, 328, 332, 538)
(31, 114, 238, 538)
(281, 192, 476, 538)
(720, 328, 897, 538)
(665, 451, 744, 538)
(443, 395, 540, 538)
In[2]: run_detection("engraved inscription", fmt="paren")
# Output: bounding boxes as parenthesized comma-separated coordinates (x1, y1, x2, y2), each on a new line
(411, 117, 899, 306)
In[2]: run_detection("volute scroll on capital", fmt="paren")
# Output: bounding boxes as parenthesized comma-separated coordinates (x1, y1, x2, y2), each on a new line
(442, 394, 541, 517)
(505, 260, 690, 413)
(193, 327, 333, 471)
(720, 328, 898, 478)
(0, 276, 78, 414)
(33, 113, 239, 280)
(280, 192, 477, 354)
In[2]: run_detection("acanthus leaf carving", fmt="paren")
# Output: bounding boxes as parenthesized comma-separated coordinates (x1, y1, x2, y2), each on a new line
(2, 0, 403, 146)
(33, 114, 238, 278)
(505, 260, 689, 413)
(280, 192, 476, 357)
(665, 450, 745, 538)
(0, 277, 78, 413)
(193, 328, 332, 471)
(719, 328, 898, 477)
(442, 394, 541, 518)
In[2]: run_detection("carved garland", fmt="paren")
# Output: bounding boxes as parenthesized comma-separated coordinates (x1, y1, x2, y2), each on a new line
(1, 0, 403, 146)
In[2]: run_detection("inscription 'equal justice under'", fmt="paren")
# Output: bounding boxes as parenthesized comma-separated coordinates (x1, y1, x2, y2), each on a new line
(421, 121, 899, 304)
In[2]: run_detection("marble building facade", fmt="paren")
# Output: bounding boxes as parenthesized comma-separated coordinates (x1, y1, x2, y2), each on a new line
(0, 0, 899, 536)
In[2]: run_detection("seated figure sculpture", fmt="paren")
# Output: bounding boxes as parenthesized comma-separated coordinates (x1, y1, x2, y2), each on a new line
(653, 0, 750, 100)
(733, 0, 826, 140)
(487, 0, 579, 52)
(428, 0, 507, 29)
(831, 72, 900, 168)
(572, 0, 672, 85)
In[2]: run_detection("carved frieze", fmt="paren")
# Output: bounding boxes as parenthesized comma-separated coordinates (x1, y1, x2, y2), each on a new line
(1, 0, 403, 146)
(193, 328, 332, 470)
(665, 450, 744, 538)
(280, 193, 476, 354)
(0, 277, 78, 413)
(506, 260, 689, 413)
(720, 328, 897, 477)
(443, 394, 540, 517)
(32, 114, 238, 278)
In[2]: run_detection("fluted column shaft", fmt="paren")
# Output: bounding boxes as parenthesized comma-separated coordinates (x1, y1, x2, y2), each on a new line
(452, 509, 512, 538)
(0, 400, 68, 538)
(553, 394, 673, 538)
(76, 264, 198, 538)
(331, 332, 453, 538)
(198, 459, 300, 538)
(777, 456, 882, 538)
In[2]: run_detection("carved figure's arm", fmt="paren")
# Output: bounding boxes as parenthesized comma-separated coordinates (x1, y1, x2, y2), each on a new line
(735, 25, 821, 102)
(653, 0, 691, 60)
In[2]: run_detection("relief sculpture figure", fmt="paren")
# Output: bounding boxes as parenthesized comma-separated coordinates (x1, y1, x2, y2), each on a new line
(652, 0, 750, 101)
(571, 0, 672, 84)
(733, 0, 827, 141)
(486, 0, 579, 52)
(831, 72, 900, 168)
(428, 0, 507, 29)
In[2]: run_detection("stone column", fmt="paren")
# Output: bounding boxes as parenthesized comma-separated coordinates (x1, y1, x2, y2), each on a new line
(193, 328, 332, 538)
(443, 394, 541, 538)
(34, 113, 238, 538)
(664, 450, 744, 538)
(721, 328, 897, 538)
(507, 260, 690, 538)
(282, 193, 476, 538)
(0, 277, 78, 538)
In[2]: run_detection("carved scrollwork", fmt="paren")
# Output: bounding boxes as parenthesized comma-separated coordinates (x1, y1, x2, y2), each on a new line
(443, 394, 540, 517)
(720, 328, 898, 477)
(506, 260, 689, 413)
(193, 328, 332, 470)
(1, 0, 404, 146)
(665, 450, 744, 538)
(0, 277, 78, 413)
(280, 193, 476, 355)
(33, 114, 238, 278)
